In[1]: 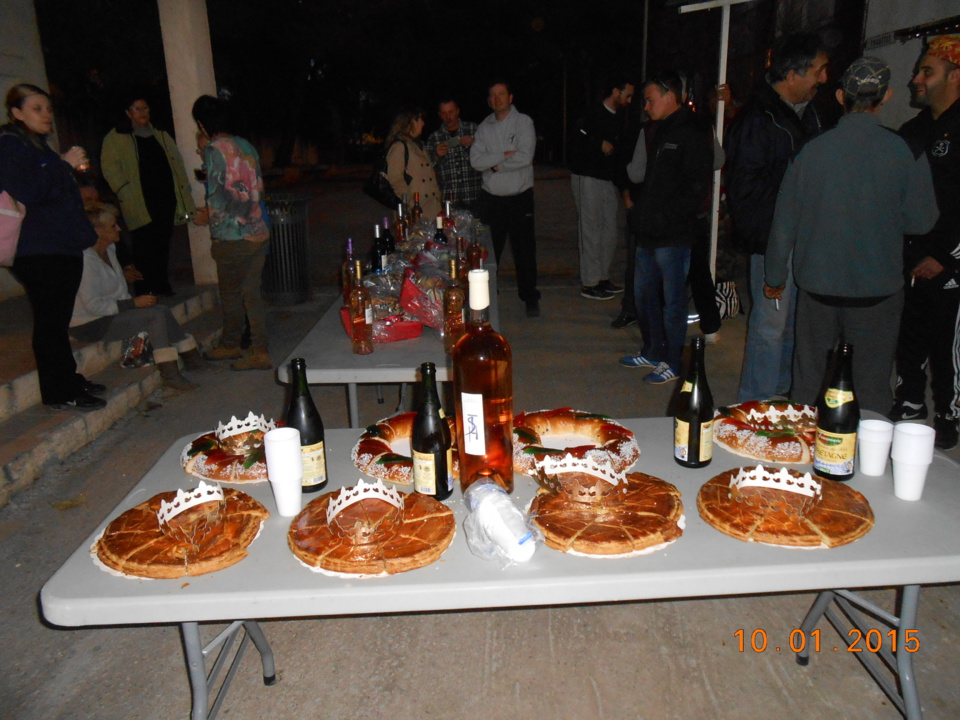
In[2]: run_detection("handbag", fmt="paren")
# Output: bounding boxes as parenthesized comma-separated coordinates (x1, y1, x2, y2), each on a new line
(715, 280, 741, 320)
(363, 141, 410, 209)
(0, 189, 25, 267)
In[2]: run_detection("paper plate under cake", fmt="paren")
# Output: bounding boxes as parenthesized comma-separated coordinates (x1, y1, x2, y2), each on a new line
(288, 479, 456, 576)
(713, 401, 817, 464)
(181, 412, 275, 483)
(95, 482, 268, 578)
(697, 465, 873, 548)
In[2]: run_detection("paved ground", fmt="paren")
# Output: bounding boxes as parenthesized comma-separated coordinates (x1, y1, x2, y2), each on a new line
(2, 173, 958, 720)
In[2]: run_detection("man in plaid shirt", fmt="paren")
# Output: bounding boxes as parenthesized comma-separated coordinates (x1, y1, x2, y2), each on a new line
(426, 97, 482, 215)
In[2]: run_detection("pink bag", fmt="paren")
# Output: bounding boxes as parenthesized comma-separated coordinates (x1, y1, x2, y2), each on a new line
(0, 190, 25, 267)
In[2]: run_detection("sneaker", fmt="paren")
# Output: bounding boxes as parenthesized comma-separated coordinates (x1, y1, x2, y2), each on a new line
(525, 300, 541, 318)
(934, 413, 959, 450)
(703, 331, 721, 345)
(643, 362, 680, 385)
(47, 391, 107, 412)
(581, 285, 615, 301)
(81, 379, 107, 396)
(620, 352, 658, 368)
(887, 400, 928, 422)
(598, 279, 623, 294)
(611, 314, 638, 329)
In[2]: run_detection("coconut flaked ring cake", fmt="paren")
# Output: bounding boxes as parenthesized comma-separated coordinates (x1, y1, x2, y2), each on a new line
(352, 412, 460, 486)
(288, 480, 456, 575)
(513, 408, 640, 478)
(530, 471, 683, 555)
(96, 487, 268, 578)
(713, 401, 817, 464)
(697, 466, 873, 548)
(181, 413, 277, 483)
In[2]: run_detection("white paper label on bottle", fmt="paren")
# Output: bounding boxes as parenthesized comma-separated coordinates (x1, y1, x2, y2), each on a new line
(460, 392, 486, 456)
(412, 450, 437, 494)
(364, 307, 373, 324)
(301, 440, 327, 487)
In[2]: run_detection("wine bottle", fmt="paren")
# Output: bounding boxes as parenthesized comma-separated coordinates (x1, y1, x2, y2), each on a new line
(395, 205, 407, 245)
(284, 358, 327, 493)
(674, 336, 715, 468)
(411, 362, 453, 500)
(433, 216, 448, 245)
(466, 233, 484, 271)
(411, 192, 423, 223)
(340, 237, 354, 306)
(350, 260, 374, 355)
(453, 269, 513, 493)
(382, 217, 396, 253)
(443, 259, 465, 355)
(443, 199, 455, 231)
(814, 342, 859, 481)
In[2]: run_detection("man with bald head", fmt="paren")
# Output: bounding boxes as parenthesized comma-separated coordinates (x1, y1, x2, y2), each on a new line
(890, 35, 960, 449)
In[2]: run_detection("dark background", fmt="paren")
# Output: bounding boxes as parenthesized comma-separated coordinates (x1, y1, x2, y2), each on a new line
(34, 0, 866, 169)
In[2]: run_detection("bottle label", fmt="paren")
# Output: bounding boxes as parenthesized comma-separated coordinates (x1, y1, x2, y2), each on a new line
(674, 419, 714, 462)
(824, 388, 855, 409)
(814, 429, 856, 475)
(364, 307, 373, 324)
(461, 392, 486, 456)
(301, 440, 327, 487)
(681, 380, 693, 393)
(412, 448, 453, 494)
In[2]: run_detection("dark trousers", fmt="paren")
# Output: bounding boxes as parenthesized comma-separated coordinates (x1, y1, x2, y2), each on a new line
(11, 254, 85, 404)
(620, 220, 638, 318)
(894, 283, 960, 419)
(689, 233, 721, 334)
(131, 216, 175, 295)
(480, 188, 540, 304)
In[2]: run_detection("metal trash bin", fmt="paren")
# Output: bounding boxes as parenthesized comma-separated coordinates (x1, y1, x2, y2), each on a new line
(262, 193, 310, 304)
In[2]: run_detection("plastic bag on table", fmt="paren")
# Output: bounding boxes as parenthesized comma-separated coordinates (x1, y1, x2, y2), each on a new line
(399, 267, 446, 330)
(462, 478, 539, 567)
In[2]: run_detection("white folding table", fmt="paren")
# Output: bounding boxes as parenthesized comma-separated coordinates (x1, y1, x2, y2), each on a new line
(41, 419, 960, 720)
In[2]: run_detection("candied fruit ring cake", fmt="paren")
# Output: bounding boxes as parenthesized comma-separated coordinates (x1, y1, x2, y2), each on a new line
(180, 431, 268, 483)
(352, 412, 459, 486)
(713, 401, 816, 464)
(513, 408, 640, 477)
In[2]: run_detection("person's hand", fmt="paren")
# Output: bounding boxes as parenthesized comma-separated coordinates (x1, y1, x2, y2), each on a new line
(460, 135, 474, 147)
(503, 149, 516, 160)
(123, 265, 143, 283)
(192, 207, 210, 226)
(601, 140, 614, 155)
(763, 284, 784, 300)
(61, 146, 88, 169)
(436, 143, 449, 157)
(134, 294, 157, 308)
(911, 256, 944, 281)
(623, 196, 634, 209)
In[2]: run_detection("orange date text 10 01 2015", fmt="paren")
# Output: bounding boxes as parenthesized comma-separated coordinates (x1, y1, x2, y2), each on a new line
(733, 628, 920, 654)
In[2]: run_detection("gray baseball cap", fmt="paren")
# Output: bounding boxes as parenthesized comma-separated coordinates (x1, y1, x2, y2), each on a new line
(842, 56, 890, 98)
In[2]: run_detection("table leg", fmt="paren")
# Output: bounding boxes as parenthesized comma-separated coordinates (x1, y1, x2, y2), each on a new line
(348, 383, 359, 427)
(794, 586, 923, 720)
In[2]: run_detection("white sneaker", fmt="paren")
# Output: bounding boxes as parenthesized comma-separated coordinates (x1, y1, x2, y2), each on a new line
(704, 331, 721, 345)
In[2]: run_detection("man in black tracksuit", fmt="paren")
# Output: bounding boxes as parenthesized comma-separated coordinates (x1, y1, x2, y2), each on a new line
(890, 35, 960, 450)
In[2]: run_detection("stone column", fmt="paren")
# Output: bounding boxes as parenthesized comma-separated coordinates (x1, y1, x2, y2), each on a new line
(157, 0, 218, 285)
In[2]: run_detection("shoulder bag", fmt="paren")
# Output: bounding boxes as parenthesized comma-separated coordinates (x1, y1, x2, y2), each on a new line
(363, 141, 410, 209)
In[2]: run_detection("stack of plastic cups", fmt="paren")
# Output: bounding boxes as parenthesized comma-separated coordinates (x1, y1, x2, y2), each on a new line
(857, 419, 894, 476)
(890, 424, 936, 501)
(264, 427, 305, 516)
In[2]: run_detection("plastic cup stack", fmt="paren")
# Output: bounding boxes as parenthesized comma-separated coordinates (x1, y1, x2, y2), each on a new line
(264, 427, 304, 516)
(857, 419, 894, 477)
(890, 424, 936, 501)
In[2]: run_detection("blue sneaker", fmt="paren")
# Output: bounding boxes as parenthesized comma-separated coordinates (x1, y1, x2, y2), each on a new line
(620, 352, 658, 368)
(643, 362, 680, 384)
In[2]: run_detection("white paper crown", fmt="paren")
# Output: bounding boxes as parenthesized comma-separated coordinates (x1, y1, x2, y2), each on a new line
(157, 480, 224, 525)
(730, 465, 822, 499)
(535, 453, 626, 486)
(327, 478, 403, 524)
(743, 404, 816, 425)
(216, 412, 276, 441)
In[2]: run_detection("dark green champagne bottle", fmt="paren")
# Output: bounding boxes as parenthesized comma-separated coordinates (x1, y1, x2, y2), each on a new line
(814, 342, 859, 481)
(674, 336, 715, 468)
(412, 362, 453, 500)
(284, 358, 327, 493)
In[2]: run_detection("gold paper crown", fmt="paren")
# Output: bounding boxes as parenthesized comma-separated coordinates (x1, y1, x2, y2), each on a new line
(742, 405, 816, 425)
(730, 465, 821, 498)
(157, 480, 224, 525)
(326, 478, 403, 524)
(534, 453, 626, 486)
(216, 412, 276, 441)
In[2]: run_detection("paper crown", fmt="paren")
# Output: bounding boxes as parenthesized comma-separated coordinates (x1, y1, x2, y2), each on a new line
(742, 404, 816, 425)
(729, 465, 821, 498)
(535, 453, 626, 486)
(326, 478, 403, 525)
(216, 412, 276, 442)
(158, 480, 224, 525)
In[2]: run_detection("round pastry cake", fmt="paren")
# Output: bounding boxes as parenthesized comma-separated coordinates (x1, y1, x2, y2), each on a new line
(697, 465, 874, 548)
(352, 412, 459, 486)
(513, 408, 640, 478)
(288, 479, 456, 575)
(713, 401, 817, 464)
(529, 468, 683, 556)
(181, 412, 275, 483)
(95, 484, 268, 578)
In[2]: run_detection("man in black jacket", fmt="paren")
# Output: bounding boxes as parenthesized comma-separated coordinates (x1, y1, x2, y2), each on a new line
(725, 33, 828, 402)
(570, 75, 634, 301)
(890, 35, 960, 450)
(618, 71, 713, 384)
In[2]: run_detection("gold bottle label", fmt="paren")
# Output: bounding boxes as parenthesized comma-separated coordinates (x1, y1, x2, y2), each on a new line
(814, 429, 856, 475)
(823, 388, 854, 409)
(681, 380, 693, 393)
(674, 419, 713, 462)
(301, 440, 327, 487)
(412, 449, 437, 494)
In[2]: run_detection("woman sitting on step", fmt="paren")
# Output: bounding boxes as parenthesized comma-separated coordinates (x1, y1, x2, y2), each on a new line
(69, 202, 213, 391)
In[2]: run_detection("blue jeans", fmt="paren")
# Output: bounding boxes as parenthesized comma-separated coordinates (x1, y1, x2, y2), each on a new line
(634, 245, 691, 373)
(737, 254, 797, 402)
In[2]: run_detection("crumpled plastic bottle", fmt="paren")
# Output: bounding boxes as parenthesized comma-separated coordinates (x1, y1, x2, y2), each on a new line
(463, 477, 538, 565)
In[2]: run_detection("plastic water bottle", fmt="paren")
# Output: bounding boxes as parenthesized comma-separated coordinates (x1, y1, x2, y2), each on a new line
(463, 477, 536, 563)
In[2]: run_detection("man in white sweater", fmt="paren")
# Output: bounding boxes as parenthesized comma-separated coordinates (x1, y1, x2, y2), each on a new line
(471, 81, 541, 317)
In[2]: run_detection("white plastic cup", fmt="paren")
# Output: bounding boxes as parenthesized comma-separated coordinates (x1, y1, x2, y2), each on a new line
(857, 419, 894, 476)
(892, 459, 929, 501)
(264, 427, 304, 517)
(891, 423, 936, 464)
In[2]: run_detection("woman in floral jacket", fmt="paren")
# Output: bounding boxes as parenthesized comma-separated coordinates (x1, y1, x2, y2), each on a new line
(191, 95, 271, 371)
